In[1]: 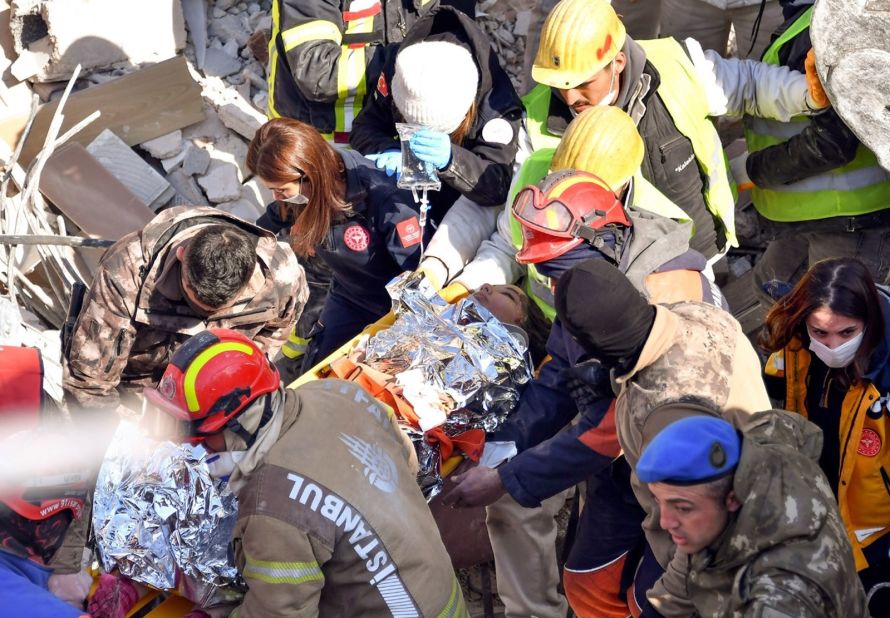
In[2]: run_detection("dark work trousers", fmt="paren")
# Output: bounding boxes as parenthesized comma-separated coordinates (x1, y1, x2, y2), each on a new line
(299, 291, 387, 375)
(563, 458, 650, 618)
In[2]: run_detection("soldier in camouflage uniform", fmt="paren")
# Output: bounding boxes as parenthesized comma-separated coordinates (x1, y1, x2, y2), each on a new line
(638, 412, 869, 617)
(64, 206, 307, 409)
(556, 260, 772, 616)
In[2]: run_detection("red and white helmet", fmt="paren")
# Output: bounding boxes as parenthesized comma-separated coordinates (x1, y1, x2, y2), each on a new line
(143, 329, 280, 436)
(512, 169, 631, 265)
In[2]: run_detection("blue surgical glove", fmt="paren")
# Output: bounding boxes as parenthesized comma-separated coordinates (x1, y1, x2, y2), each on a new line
(409, 129, 452, 170)
(367, 150, 402, 177)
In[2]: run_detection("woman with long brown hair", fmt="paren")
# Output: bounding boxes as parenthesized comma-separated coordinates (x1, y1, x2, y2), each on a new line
(761, 256, 890, 610)
(247, 117, 430, 372)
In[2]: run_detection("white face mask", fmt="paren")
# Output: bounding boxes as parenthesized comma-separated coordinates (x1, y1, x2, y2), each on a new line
(808, 330, 864, 368)
(594, 60, 618, 107)
(280, 192, 308, 205)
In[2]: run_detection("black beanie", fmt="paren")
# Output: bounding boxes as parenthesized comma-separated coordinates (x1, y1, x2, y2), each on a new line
(556, 259, 656, 370)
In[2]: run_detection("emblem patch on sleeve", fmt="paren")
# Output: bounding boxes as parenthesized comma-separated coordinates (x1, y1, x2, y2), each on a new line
(396, 217, 422, 248)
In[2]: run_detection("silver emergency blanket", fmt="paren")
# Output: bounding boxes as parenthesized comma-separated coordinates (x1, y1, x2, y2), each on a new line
(92, 422, 243, 606)
(358, 272, 532, 497)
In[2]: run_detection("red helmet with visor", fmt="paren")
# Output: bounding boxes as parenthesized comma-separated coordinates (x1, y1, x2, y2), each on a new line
(512, 169, 631, 264)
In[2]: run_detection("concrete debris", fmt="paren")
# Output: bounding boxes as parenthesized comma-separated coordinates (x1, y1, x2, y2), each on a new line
(140, 130, 183, 160)
(166, 168, 209, 206)
(180, 0, 208, 70)
(216, 196, 263, 221)
(182, 145, 211, 176)
(242, 176, 273, 212)
(218, 93, 266, 140)
(812, 0, 890, 171)
(198, 160, 242, 203)
(181, 103, 230, 142)
(9, 0, 186, 81)
(87, 129, 175, 211)
(209, 13, 252, 49)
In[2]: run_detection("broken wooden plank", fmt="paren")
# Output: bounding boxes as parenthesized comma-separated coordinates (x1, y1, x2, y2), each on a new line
(0, 234, 114, 247)
(0, 56, 205, 167)
(39, 142, 154, 240)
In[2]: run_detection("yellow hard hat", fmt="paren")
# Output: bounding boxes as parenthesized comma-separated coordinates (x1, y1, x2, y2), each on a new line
(533, 0, 627, 89)
(551, 106, 643, 189)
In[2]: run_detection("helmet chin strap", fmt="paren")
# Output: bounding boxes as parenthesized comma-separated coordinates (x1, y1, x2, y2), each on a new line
(223, 395, 275, 450)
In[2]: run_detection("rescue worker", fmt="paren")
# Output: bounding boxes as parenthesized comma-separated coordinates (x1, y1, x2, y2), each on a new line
(441, 106, 711, 618)
(63, 206, 306, 409)
(638, 414, 868, 616)
(349, 5, 523, 227)
(267, 0, 472, 142)
(555, 259, 771, 615)
(247, 118, 431, 372)
(419, 0, 828, 305)
(741, 0, 890, 306)
(444, 144, 721, 617)
(761, 257, 890, 614)
(0, 347, 94, 617)
(144, 329, 468, 616)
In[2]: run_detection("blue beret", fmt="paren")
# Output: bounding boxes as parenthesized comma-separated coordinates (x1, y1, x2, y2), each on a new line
(637, 416, 740, 485)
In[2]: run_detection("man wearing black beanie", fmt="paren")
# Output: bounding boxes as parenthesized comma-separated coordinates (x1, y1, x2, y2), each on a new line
(555, 258, 773, 616)
(555, 260, 656, 372)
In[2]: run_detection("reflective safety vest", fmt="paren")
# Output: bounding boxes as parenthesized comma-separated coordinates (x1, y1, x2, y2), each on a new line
(521, 37, 737, 249)
(268, 0, 433, 143)
(509, 148, 689, 320)
(744, 6, 890, 222)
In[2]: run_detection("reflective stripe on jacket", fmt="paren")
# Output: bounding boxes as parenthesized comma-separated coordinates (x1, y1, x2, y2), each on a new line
(744, 6, 890, 222)
(765, 342, 890, 571)
(268, 0, 437, 140)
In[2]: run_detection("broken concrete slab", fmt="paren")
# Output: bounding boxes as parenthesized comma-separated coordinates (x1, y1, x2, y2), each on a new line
(209, 12, 252, 49)
(218, 93, 266, 140)
(812, 0, 890, 171)
(241, 177, 273, 213)
(39, 142, 155, 240)
(204, 47, 242, 77)
(167, 168, 209, 206)
(0, 56, 204, 167)
(9, 0, 187, 81)
(207, 133, 249, 180)
(161, 143, 190, 172)
(9, 46, 46, 81)
(216, 197, 262, 221)
(140, 130, 183, 160)
(181, 0, 208, 70)
(181, 103, 229, 141)
(182, 145, 211, 176)
(198, 161, 241, 203)
(87, 129, 176, 212)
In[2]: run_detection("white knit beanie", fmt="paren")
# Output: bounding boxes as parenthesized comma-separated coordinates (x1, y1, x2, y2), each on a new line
(391, 41, 479, 134)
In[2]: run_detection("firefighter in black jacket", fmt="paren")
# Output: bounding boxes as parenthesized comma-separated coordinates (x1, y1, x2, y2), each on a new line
(267, 0, 473, 142)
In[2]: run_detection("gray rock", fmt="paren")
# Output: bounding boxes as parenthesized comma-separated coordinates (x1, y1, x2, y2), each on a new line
(812, 0, 890, 171)
(198, 162, 242, 203)
(203, 47, 242, 77)
(210, 13, 252, 48)
(140, 130, 183, 159)
(167, 169, 209, 206)
(183, 147, 211, 176)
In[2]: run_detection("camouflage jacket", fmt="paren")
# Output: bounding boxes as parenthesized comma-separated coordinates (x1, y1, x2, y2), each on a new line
(687, 409, 869, 617)
(614, 301, 772, 616)
(64, 207, 307, 408)
(230, 380, 467, 617)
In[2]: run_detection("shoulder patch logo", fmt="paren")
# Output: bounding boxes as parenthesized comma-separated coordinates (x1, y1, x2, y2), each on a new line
(376, 72, 388, 97)
(339, 433, 398, 492)
(343, 224, 371, 252)
(481, 118, 514, 145)
(396, 217, 422, 248)
(858, 427, 882, 457)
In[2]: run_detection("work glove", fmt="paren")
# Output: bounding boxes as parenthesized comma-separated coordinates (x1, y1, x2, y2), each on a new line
(805, 48, 830, 110)
(439, 282, 469, 303)
(409, 129, 452, 170)
(728, 152, 753, 192)
(88, 573, 141, 618)
(48, 569, 93, 609)
(366, 150, 402, 177)
(418, 258, 447, 290)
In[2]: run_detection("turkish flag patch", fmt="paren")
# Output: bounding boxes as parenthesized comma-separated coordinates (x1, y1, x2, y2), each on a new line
(396, 217, 422, 248)
(376, 72, 389, 97)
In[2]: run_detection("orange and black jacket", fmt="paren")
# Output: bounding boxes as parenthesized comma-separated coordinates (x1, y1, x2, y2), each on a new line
(765, 299, 890, 570)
